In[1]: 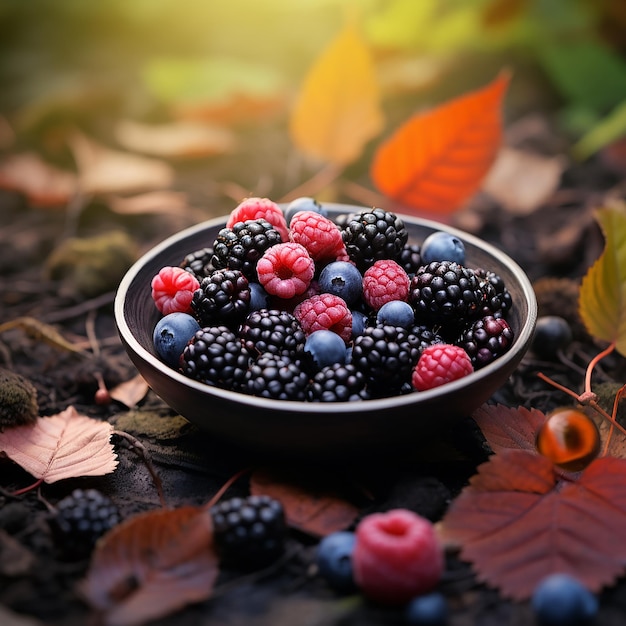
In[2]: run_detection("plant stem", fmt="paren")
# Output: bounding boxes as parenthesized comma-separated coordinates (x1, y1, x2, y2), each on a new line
(585, 342, 616, 395)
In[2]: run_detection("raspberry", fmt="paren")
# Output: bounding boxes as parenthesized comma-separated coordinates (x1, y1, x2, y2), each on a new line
(256, 242, 315, 299)
(293, 293, 352, 342)
(362, 259, 410, 311)
(151, 266, 200, 315)
(227, 197, 289, 242)
(352, 509, 444, 605)
(289, 210, 346, 264)
(412, 344, 473, 391)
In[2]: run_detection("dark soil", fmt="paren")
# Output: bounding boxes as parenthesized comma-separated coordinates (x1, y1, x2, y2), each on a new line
(2, 140, 626, 625)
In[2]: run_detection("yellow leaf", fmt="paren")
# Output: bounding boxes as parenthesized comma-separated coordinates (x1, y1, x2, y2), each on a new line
(289, 22, 384, 166)
(579, 202, 626, 356)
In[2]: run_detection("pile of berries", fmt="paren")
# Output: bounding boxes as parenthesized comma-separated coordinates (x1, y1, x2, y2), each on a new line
(150, 197, 515, 401)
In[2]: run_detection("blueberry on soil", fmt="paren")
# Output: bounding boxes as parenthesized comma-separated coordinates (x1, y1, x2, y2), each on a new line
(532, 573, 598, 626)
(405, 592, 449, 626)
(316, 531, 357, 592)
(420, 231, 465, 265)
(153, 312, 201, 368)
(531, 316, 573, 360)
(318, 261, 363, 306)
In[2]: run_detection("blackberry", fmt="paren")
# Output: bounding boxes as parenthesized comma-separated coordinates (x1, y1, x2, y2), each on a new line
(409, 324, 445, 355)
(475, 267, 513, 318)
(351, 324, 421, 397)
(307, 363, 371, 402)
(244, 352, 309, 401)
(340, 208, 408, 271)
(211, 219, 283, 280)
(239, 309, 306, 359)
(398, 243, 422, 276)
(181, 326, 251, 391)
(409, 261, 484, 330)
(210, 495, 287, 568)
(457, 315, 514, 369)
(191, 269, 251, 327)
(50, 489, 120, 558)
(180, 247, 215, 281)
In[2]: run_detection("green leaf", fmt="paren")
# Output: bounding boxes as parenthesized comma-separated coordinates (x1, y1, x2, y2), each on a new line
(573, 99, 626, 160)
(538, 41, 626, 114)
(579, 203, 626, 356)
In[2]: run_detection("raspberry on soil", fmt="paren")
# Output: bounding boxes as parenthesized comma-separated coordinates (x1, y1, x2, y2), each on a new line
(256, 242, 315, 299)
(151, 266, 200, 315)
(412, 344, 473, 391)
(352, 509, 444, 605)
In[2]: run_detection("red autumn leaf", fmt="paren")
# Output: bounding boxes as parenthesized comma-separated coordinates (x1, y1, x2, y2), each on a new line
(439, 449, 626, 600)
(250, 468, 360, 537)
(0, 406, 117, 483)
(370, 71, 509, 215)
(471, 403, 547, 453)
(81, 506, 218, 626)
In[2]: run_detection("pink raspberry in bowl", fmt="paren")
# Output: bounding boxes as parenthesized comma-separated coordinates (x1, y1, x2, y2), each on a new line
(412, 343, 473, 391)
(353, 509, 444, 605)
(151, 266, 200, 315)
(293, 293, 352, 343)
(289, 210, 346, 264)
(362, 259, 410, 310)
(257, 242, 315, 299)
(227, 197, 289, 242)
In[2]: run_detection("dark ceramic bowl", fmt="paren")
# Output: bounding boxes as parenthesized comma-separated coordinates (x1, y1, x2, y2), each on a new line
(115, 204, 537, 457)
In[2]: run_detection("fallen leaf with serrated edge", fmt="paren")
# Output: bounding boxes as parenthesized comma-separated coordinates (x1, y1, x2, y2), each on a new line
(109, 375, 150, 409)
(439, 449, 626, 600)
(0, 406, 117, 483)
(250, 468, 360, 537)
(371, 71, 509, 215)
(81, 506, 218, 626)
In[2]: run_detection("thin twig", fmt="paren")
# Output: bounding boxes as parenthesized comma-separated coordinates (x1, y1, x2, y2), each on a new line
(203, 467, 252, 510)
(41, 291, 116, 324)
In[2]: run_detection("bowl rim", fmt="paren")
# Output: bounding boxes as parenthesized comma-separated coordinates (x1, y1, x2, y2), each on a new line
(114, 204, 537, 413)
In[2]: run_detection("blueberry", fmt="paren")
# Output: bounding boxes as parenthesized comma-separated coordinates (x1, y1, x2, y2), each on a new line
(531, 316, 573, 360)
(153, 312, 200, 368)
(351, 310, 368, 338)
(405, 592, 448, 626)
(249, 282, 271, 311)
(532, 573, 598, 626)
(285, 196, 327, 225)
(315, 531, 357, 592)
(318, 261, 363, 306)
(421, 231, 465, 265)
(376, 300, 415, 328)
(304, 330, 347, 370)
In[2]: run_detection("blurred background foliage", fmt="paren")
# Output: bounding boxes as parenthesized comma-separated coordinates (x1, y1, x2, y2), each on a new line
(0, 0, 625, 213)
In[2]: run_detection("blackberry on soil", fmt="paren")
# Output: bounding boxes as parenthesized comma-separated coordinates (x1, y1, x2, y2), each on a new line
(211, 218, 283, 280)
(210, 495, 287, 569)
(351, 324, 421, 397)
(181, 326, 251, 391)
(340, 208, 408, 271)
(191, 269, 251, 327)
(244, 352, 310, 401)
(50, 489, 120, 558)
(308, 362, 371, 402)
(239, 309, 306, 358)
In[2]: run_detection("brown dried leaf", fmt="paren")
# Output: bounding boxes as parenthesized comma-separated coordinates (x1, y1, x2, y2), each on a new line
(482, 147, 566, 215)
(471, 404, 546, 453)
(106, 190, 189, 216)
(114, 119, 235, 159)
(250, 468, 360, 537)
(0, 317, 87, 355)
(108, 375, 150, 409)
(0, 406, 117, 483)
(439, 450, 626, 600)
(0, 152, 77, 208)
(69, 132, 174, 195)
(81, 506, 218, 626)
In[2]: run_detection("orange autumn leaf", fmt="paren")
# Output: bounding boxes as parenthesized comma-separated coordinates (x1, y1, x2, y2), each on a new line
(371, 71, 510, 215)
(81, 506, 218, 626)
(0, 406, 117, 483)
(289, 22, 384, 166)
(439, 449, 626, 600)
